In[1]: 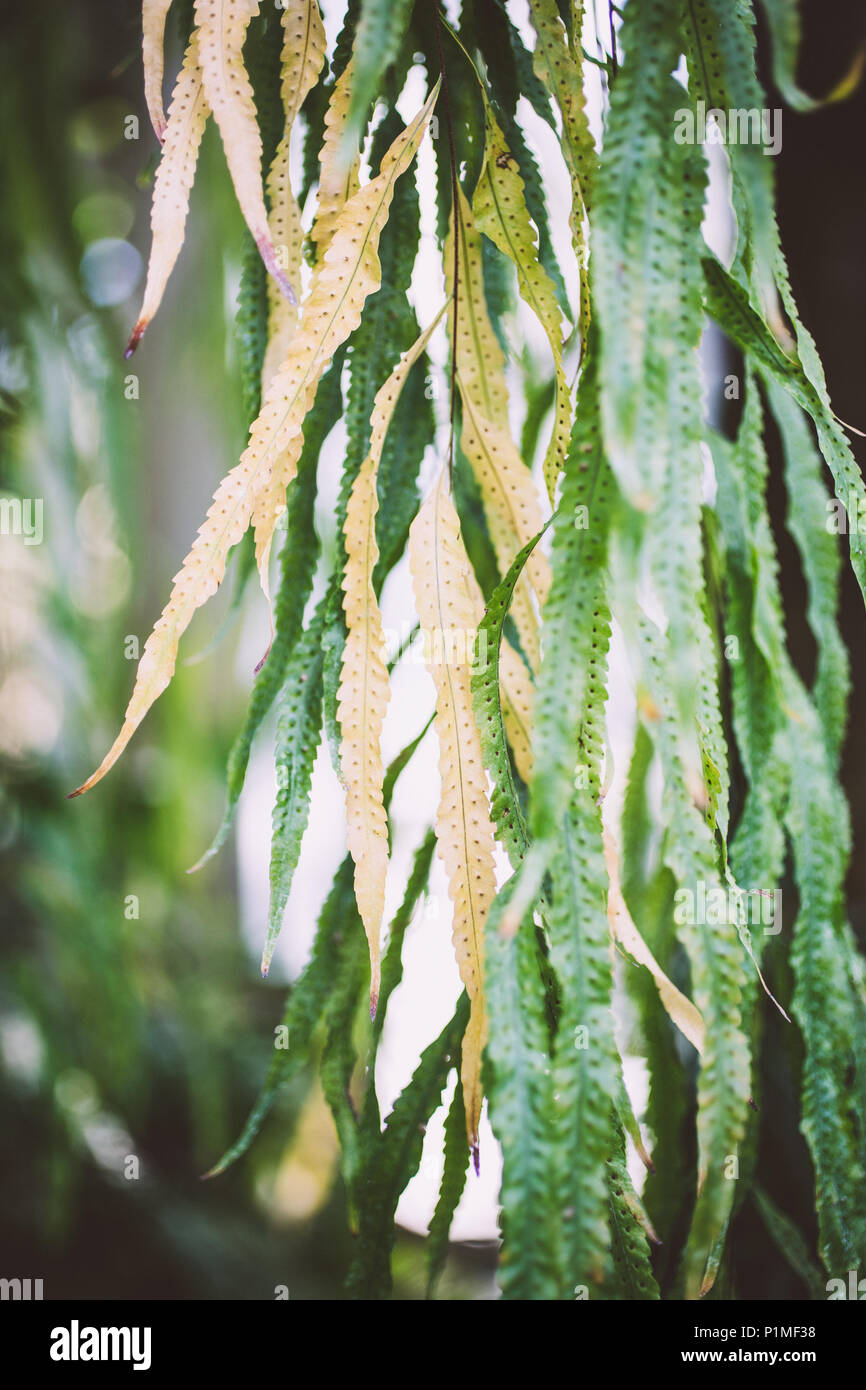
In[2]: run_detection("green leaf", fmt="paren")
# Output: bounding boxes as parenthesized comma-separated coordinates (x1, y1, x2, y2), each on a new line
(484, 885, 562, 1299)
(713, 371, 865, 1277)
(345, 0, 415, 148)
(605, 1128, 661, 1300)
(263, 602, 327, 976)
(757, 0, 864, 111)
(346, 995, 470, 1299)
(767, 379, 849, 764)
(425, 1075, 469, 1299)
(593, 5, 701, 504)
(530, 348, 613, 848)
(472, 522, 551, 868)
(752, 1187, 826, 1299)
(703, 254, 866, 610)
(204, 851, 361, 1177)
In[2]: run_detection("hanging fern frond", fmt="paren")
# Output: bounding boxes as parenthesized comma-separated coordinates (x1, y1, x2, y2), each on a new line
(472, 524, 549, 869)
(142, 0, 174, 140)
(528, 0, 595, 342)
(193, 0, 296, 303)
(409, 468, 498, 1159)
(204, 850, 363, 1178)
(472, 95, 571, 503)
(529, 349, 611, 852)
(446, 186, 551, 662)
(263, 601, 326, 976)
(605, 1125, 661, 1300)
(702, 256, 866, 606)
(337, 309, 445, 1014)
(310, 57, 361, 259)
(483, 887, 561, 1299)
(127, 28, 209, 354)
(425, 1074, 469, 1299)
(767, 380, 850, 761)
(345, 0, 415, 151)
(262, 0, 326, 384)
(347, 995, 470, 1300)
(757, 0, 864, 110)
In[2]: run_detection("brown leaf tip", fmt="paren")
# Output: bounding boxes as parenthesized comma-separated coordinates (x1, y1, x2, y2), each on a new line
(125, 321, 147, 358)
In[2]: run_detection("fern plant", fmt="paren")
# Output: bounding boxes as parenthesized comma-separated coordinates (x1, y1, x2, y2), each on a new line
(71, 0, 866, 1300)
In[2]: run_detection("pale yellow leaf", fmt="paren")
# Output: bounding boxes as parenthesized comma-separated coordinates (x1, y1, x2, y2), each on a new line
(262, 0, 327, 388)
(311, 58, 361, 260)
(142, 0, 174, 141)
(458, 393, 550, 669)
(472, 99, 571, 503)
(446, 187, 551, 667)
(194, 0, 296, 304)
(408, 468, 498, 1156)
(529, 0, 595, 347)
(447, 186, 509, 428)
(603, 828, 706, 1056)
(338, 452, 389, 1017)
(261, 189, 305, 392)
(127, 29, 209, 354)
(337, 308, 445, 1016)
(498, 639, 535, 785)
(278, 0, 326, 132)
(251, 84, 440, 589)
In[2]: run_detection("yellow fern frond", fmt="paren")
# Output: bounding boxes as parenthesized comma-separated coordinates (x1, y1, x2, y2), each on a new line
(194, 0, 296, 304)
(71, 86, 440, 799)
(311, 58, 362, 261)
(529, 0, 595, 347)
(262, 0, 327, 388)
(250, 84, 440, 588)
(278, 0, 326, 131)
(408, 467, 498, 1158)
(603, 828, 706, 1056)
(337, 308, 445, 1017)
(142, 0, 173, 141)
(457, 395, 550, 669)
(498, 640, 535, 785)
(472, 100, 571, 503)
(338, 451, 389, 1017)
(448, 186, 509, 428)
(127, 29, 209, 354)
(446, 187, 551, 667)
